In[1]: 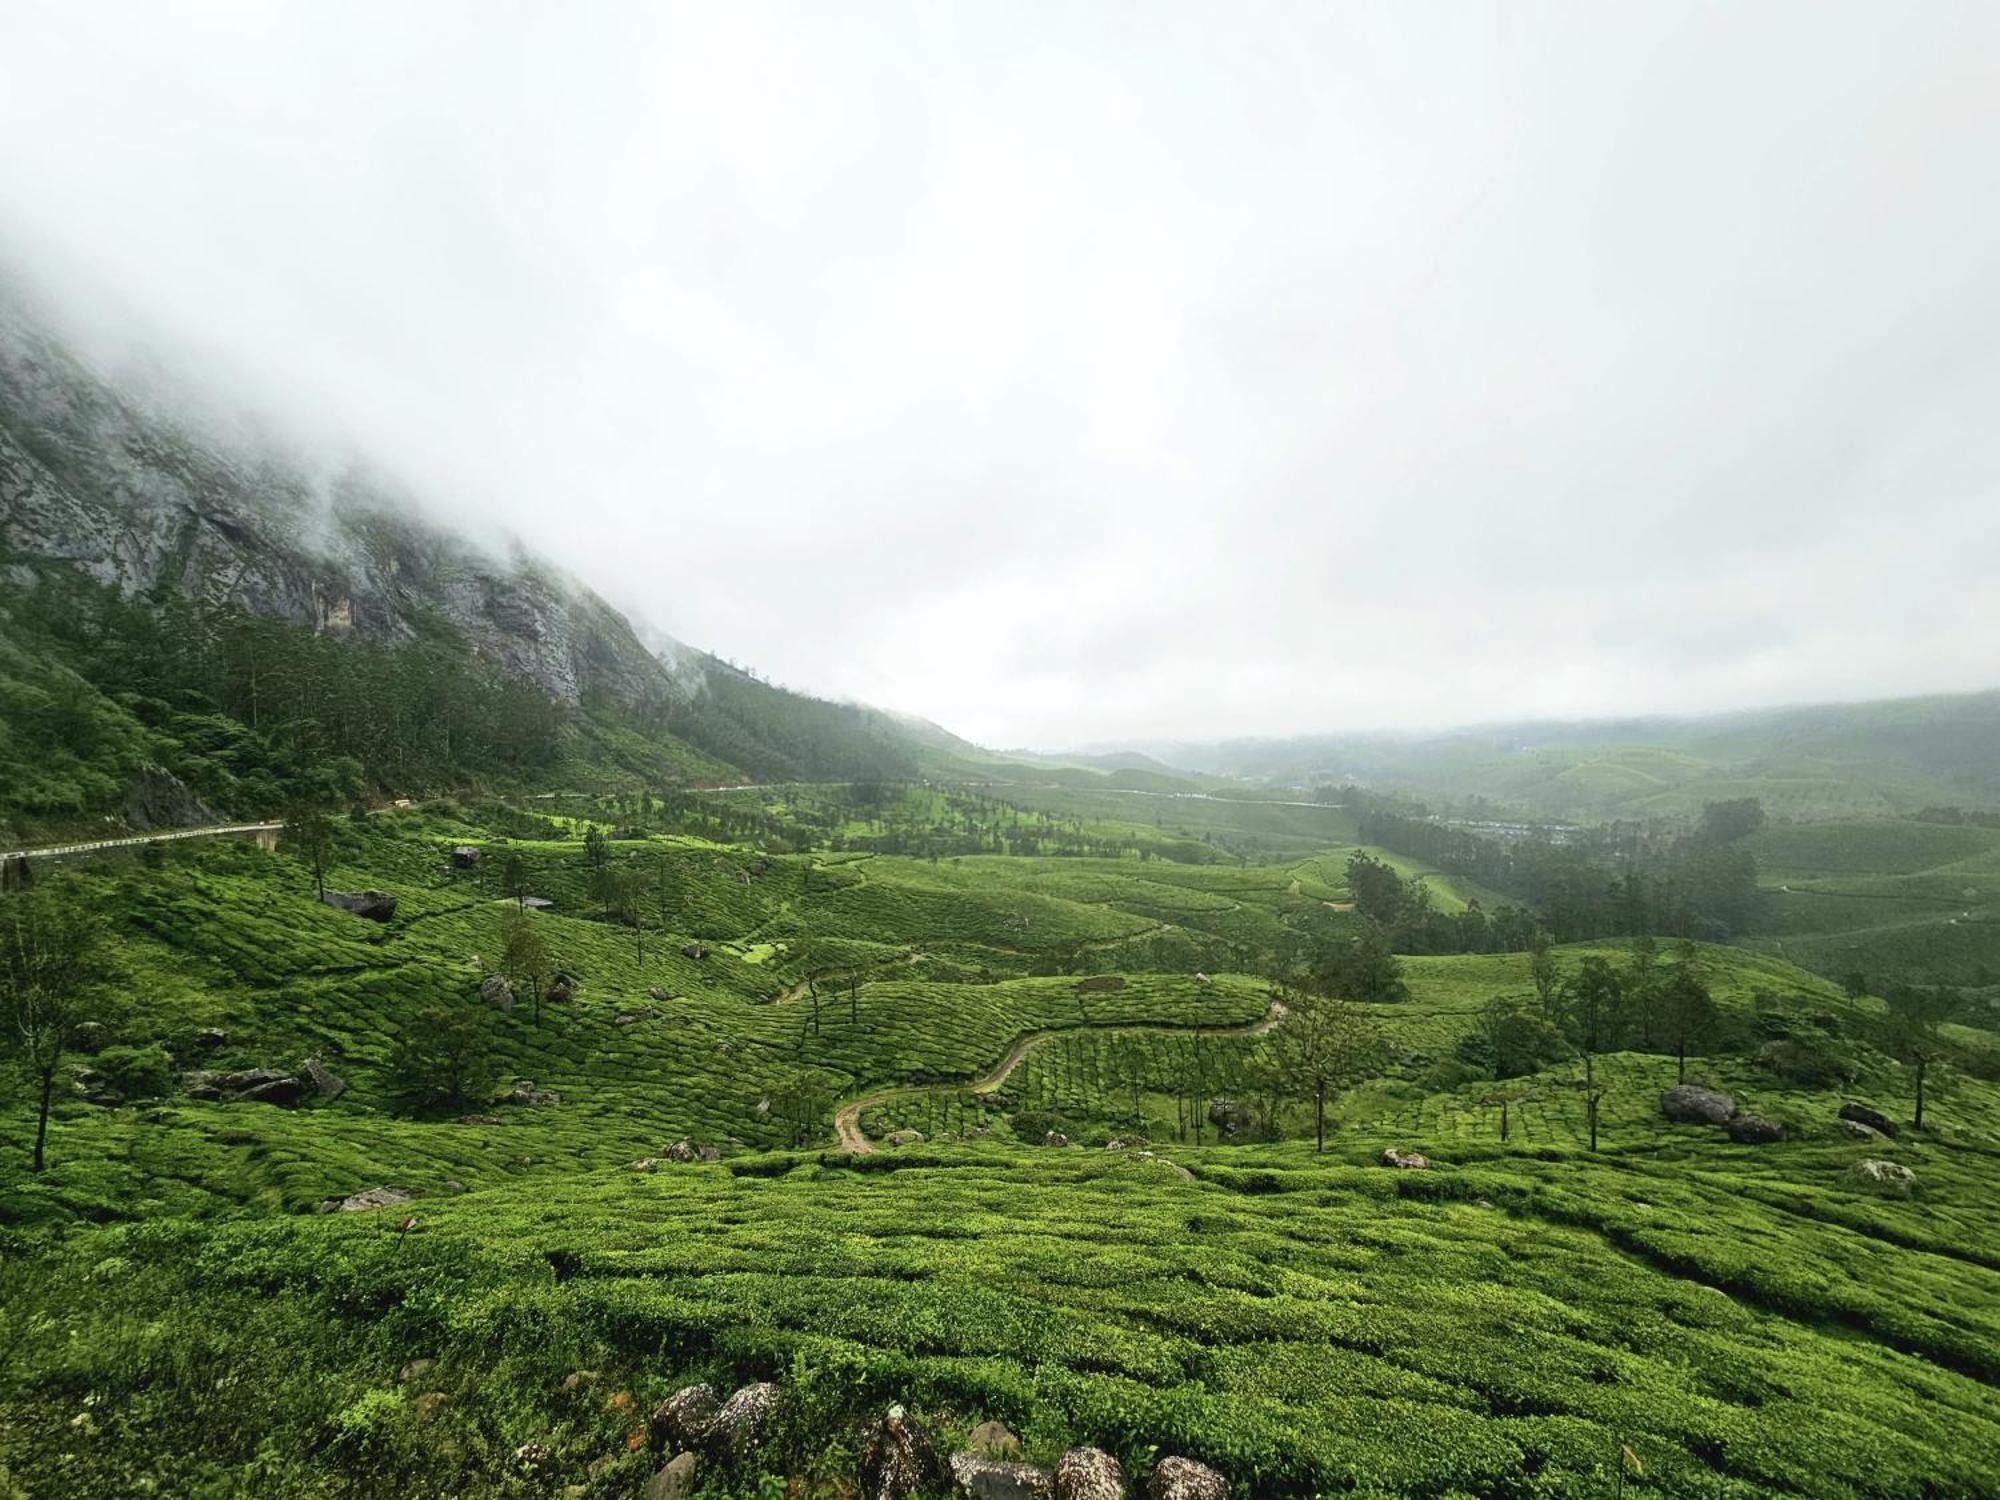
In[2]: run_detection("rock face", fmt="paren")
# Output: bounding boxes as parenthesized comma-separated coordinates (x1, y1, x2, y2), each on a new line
(1727, 1115, 1785, 1144)
(645, 1452, 700, 1500)
(320, 889, 397, 922)
(1850, 1159, 1916, 1196)
(1147, 1458, 1230, 1500)
(188, 1067, 310, 1107)
(1840, 1102, 1898, 1138)
(952, 1453, 1054, 1500)
(1207, 1098, 1254, 1137)
(122, 766, 218, 831)
(320, 1185, 415, 1213)
(480, 974, 514, 1011)
(858, 1404, 948, 1500)
(711, 1381, 781, 1460)
(1054, 1448, 1128, 1500)
(649, 1384, 722, 1453)
(1380, 1148, 1430, 1170)
(1660, 1084, 1736, 1125)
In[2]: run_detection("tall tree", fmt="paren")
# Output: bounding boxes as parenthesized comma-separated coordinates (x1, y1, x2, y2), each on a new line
(1884, 984, 1963, 1130)
(0, 885, 104, 1172)
(1568, 955, 1623, 1151)
(1658, 950, 1717, 1085)
(388, 1003, 498, 1113)
(1269, 990, 1381, 1152)
(283, 799, 335, 899)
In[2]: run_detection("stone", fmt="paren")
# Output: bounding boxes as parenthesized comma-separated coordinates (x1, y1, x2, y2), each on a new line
(458, 1114, 503, 1126)
(952, 1453, 1054, 1500)
(884, 1129, 926, 1147)
(681, 942, 709, 960)
(450, 845, 481, 868)
(507, 1079, 561, 1107)
(1659, 1084, 1736, 1126)
(1839, 1102, 1898, 1138)
(69, 1020, 112, 1054)
(545, 973, 576, 1004)
(1147, 1457, 1230, 1500)
(645, 1452, 700, 1500)
(1380, 1148, 1430, 1170)
(442, 1179, 468, 1195)
(398, 1358, 436, 1384)
(749, 859, 771, 875)
(711, 1381, 781, 1459)
(650, 987, 671, 1002)
(1849, 1158, 1916, 1197)
(698, 1144, 721, 1163)
(512, 1441, 555, 1474)
(1043, 1131, 1070, 1148)
(1054, 1447, 1128, 1500)
(1838, 1117, 1883, 1141)
(663, 1139, 699, 1163)
(321, 1185, 415, 1213)
(859, 1404, 949, 1499)
(1207, 1098, 1254, 1136)
(970, 1421, 1023, 1458)
(192, 1027, 227, 1050)
(305, 1056, 347, 1099)
(1727, 1115, 1785, 1144)
(319, 889, 398, 922)
(630, 1158, 660, 1173)
(411, 1391, 449, 1419)
(241, 1075, 310, 1108)
(649, 1383, 722, 1453)
(481, 974, 515, 1012)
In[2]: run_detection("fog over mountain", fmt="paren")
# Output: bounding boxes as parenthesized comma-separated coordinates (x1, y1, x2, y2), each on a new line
(3, 1, 1997, 747)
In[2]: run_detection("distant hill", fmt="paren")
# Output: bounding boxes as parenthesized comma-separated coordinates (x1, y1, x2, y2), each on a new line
(1117, 693, 2000, 821)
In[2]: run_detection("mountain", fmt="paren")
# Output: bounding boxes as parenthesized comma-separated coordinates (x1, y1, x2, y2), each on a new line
(1116, 692, 2000, 821)
(0, 274, 967, 837)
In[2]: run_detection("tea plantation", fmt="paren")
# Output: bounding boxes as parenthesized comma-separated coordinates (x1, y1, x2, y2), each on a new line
(2, 800, 1997, 1497)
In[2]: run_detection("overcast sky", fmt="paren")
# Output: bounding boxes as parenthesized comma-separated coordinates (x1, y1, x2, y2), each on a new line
(3, 2, 1998, 749)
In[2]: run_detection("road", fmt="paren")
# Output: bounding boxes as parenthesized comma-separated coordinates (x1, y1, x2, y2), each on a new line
(0, 821, 285, 865)
(831, 998, 1286, 1153)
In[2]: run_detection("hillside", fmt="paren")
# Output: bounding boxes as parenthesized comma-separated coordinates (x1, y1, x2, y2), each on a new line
(1131, 693, 2000, 821)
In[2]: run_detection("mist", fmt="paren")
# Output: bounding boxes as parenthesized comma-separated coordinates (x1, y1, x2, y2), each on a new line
(3, 0, 1997, 750)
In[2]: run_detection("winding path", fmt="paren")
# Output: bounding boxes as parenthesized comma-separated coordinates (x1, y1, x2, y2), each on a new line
(831, 999, 1287, 1154)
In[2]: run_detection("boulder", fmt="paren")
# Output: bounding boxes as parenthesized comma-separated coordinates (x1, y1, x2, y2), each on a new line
(1727, 1115, 1785, 1144)
(1207, 1099, 1254, 1137)
(952, 1453, 1054, 1500)
(450, 845, 482, 868)
(1838, 1117, 1883, 1142)
(1660, 1084, 1736, 1126)
(192, 1027, 228, 1051)
(1043, 1131, 1070, 1148)
(458, 1113, 503, 1126)
(507, 1080, 561, 1107)
(512, 1441, 555, 1474)
(970, 1422, 1023, 1458)
(884, 1129, 926, 1148)
(481, 974, 515, 1012)
(1849, 1158, 1916, 1197)
(1839, 1102, 1898, 1138)
(545, 974, 575, 1004)
(241, 1075, 310, 1108)
(1380, 1148, 1430, 1170)
(320, 889, 398, 922)
(398, 1358, 436, 1384)
(749, 859, 771, 876)
(182, 1071, 223, 1101)
(305, 1056, 347, 1100)
(649, 987, 671, 1002)
(649, 1383, 722, 1453)
(630, 1158, 660, 1173)
(699, 1144, 721, 1163)
(681, 942, 709, 960)
(320, 1185, 415, 1213)
(69, 1020, 112, 1054)
(442, 1179, 468, 1195)
(1054, 1447, 1128, 1500)
(859, 1404, 949, 1499)
(663, 1139, 700, 1163)
(645, 1452, 700, 1500)
(711, 1381, 781, 1460)
(1147, 1457, 1230, 1500)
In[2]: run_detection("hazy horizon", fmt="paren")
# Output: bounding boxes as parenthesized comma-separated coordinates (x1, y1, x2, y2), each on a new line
(5, 1, 1998, 748)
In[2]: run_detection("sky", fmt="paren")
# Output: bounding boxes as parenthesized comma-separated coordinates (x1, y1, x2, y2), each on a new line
(2, 1, 1998, 750)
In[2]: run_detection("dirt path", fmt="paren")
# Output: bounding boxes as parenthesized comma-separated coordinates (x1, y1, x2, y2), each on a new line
(831, 999, 1286, 1154)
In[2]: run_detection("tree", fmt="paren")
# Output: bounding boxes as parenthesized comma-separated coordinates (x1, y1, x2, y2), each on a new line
(1312, 924, 1406, 1004)
(583, 825, 610, 871)
(1269, 990, 1381, 1152)
(1478, 992, 1564, 1079)
(500, 848, 531, 909)
(1528, 928, 1565, 1024)
(1344, 852, 1408, 929)
(387, 1003, 498, 1113)
(1884, 984, 1963, 1130)
(603, 864, 646, 962)
(283, 799, 335, 899)
(1657, 951, 1717, 1085)
(500, 907, 552, 1024)
(1568, 955, 1623, 1151)
(0, 886, 104, 1172)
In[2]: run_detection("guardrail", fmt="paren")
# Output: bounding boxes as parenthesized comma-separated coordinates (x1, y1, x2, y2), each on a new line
(0, 821, 285, 865)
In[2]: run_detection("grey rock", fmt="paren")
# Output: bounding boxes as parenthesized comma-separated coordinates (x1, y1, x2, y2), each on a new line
(506, 1079, 561, 1107)
(191, 1027, 227, 1050)
(645, 1452, 700, 1500)
(320, 1185, 415, 1213)
(969, 1422, 1023, 1458)
(1839, 1102, 1898, 1138)
(1043, 1131, 1070, 1148)
(450, 845, 482, 868)
(1660, 1084, 1736, 1126)
(663, 1139, 699, 1163)
(952, 1453, 1053, 1500)
(1727, 1115, 1784, 1144)
(1054, 1447, 1128, 1500)
(320, 889, 397, 922)
(480, 974, 514, 1011)
(630, 1157, 660, 1173)
(69, 1020, 112, 1054)
(1838, 1117, 1883, 1141)
(859, 1404, 948, 1499)
(1206, 1098, 1253, 1136)
(512, 1441, 554, 1474)
(649, 1383, 722, 1453)
(884, 1129, 926, 1147)
(1147, 1457, 1230, 1500)
(711, 1381, 781, 1459)
(305, 1056, 347, 1099)
(681, 942, 709, 960)
(1380, 1148, 1430, 1170)
(123, 766, 218, 831)
(1850, 1158, 1916, 1197)
(242, 1075, 309, 1107)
